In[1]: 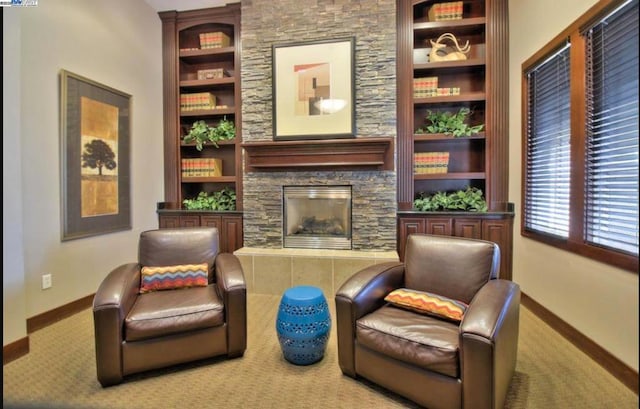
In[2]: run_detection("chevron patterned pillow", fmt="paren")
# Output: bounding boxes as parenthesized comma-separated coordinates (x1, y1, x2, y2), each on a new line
(384, 288, 468, 322)
(140, 263, 209, 294)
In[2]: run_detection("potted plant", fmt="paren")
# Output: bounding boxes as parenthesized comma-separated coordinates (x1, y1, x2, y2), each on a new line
(183, 117, 236, 151)
(416, 108, 484, 137)
(182, 188, 236, 211)
(413, 186, 488, 212)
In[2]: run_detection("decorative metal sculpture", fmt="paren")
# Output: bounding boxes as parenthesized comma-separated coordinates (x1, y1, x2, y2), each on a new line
(429, 33, 471, 62)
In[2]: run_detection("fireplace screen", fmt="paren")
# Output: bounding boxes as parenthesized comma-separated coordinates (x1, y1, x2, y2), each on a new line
(283, 185, 352, 250)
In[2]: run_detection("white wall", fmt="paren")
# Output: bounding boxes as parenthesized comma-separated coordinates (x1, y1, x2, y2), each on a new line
(2, 0, 164, 346)
(3, 8, 28, 347)
(509, 0, 639, 370)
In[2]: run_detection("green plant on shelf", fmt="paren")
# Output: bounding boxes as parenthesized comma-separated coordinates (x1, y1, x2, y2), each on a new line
(413, 186, 487, 212)
(416, 108, 484, 137)
(182, 188, 236, 211)
(183, 117, 235, 151)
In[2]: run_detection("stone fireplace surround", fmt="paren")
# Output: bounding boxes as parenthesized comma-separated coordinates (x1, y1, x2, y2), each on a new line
(236, 170, 399, 296)
(236, 0, 398, 296)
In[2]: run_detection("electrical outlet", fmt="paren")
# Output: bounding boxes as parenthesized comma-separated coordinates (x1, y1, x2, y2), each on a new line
(42, 274, 52, 289)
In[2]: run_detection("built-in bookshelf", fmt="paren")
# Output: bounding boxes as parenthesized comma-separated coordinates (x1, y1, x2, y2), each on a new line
(159, 5, 242, 208)
(158, 4, 243, 252)
(397, 0, 514, 279)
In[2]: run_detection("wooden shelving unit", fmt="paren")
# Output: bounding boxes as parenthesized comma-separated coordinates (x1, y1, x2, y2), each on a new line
(158, 4, 243, 252)
(397, 0, 514, 279)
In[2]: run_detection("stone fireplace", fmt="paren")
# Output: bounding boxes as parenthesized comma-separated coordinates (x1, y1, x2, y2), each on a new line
(236, 170, 400, 297)
(235, 0, 398, 297)
(283, 185, 352, 250)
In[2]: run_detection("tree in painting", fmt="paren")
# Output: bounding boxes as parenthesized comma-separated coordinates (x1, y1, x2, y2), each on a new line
(81, 139, 117, 176)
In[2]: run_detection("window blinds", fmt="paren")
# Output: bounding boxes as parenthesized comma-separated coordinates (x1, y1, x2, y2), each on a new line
(584, 0, 639, 255)
(524, 44, 572, 238)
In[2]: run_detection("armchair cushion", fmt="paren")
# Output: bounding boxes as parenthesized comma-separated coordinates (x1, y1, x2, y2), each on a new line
(384, 288, 468, 322)
(357, 305, 460, 377)
(125, 285, 224, 342)
(140, 263, 208, 293)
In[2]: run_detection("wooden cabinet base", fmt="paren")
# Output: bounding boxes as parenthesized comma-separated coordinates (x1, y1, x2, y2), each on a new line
(158, 208, 243, 254)
(398, 211, 514, 280)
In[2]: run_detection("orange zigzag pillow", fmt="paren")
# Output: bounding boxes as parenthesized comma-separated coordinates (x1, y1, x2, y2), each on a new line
(384, 288, 468, 322)
(140, 263, 209, 294)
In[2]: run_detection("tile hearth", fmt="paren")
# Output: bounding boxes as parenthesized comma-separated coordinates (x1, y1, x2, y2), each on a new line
(234, 247, 399, 297)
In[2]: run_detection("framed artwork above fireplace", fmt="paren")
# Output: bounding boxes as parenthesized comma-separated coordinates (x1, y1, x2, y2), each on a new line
(272, 37, 355, 141)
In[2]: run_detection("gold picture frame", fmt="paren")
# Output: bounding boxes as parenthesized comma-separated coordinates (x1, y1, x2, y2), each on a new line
(60, 70, 131, 241)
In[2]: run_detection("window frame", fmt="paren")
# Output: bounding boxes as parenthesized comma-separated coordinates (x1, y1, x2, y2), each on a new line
(521, 0, 638, 273)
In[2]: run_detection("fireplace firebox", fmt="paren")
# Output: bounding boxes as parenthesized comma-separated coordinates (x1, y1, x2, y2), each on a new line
(283, 186, 352, 250)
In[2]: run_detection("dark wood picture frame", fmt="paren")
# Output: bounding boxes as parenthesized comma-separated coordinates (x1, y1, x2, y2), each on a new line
(60, 70, 131, 241)
(272, 37, 356, 141)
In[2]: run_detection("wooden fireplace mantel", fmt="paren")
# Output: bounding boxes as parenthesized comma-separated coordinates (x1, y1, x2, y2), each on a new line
(241, 137, 394, 172)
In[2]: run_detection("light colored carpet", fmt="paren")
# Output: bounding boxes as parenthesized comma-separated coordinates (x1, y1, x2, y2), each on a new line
(3, 293, 638, 408)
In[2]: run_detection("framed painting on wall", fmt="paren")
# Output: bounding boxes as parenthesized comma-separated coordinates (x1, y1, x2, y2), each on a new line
(60, 69, 131, 241)
(272, 37, 356, 141)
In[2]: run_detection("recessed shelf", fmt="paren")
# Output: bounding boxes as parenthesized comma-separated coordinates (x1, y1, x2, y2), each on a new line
(414, 92, 486, 104)
(180, 77, 235, 88)
(180, 139, 237, 148)
(413, 17, 486, 33)
(181, 176, 236, 183)
(414, 172, 485, 180)
(413, 132, 485, 141)
(414, 58, 486, 71)
(179, 47, 234, 64)
(180, 108, 236, 117)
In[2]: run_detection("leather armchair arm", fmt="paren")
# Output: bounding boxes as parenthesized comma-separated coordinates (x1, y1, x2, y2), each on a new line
(335, 261, 405, 377)
(460, 279, 521, 409)
(214, 253, 247, 357)
(92, 262, 141, 387)
(336, 262, 405, 318)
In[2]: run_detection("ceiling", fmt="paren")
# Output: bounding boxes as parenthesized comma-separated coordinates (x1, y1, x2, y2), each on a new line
(144, 0, 239, 12)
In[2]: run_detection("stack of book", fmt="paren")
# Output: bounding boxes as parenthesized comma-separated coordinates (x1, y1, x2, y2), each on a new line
(181, 158, 222, 178)
(413, 77, 438, 98)
(197, 68, 227, 80)
(428, 1, 463, 21)
(434, 87, 461, 97)
(180, 92, 216, 112)
(199, 32, 231, 49)
(414, 152, 450, 174)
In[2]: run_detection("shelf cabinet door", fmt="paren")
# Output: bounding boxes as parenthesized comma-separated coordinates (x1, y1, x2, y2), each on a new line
(158, 212, 243, 254)
(425, 218, 453, 236)
(482, 219, 513, 280)
(398, 213, 513, 280)
(200, 214, 222, 229)
(158, 214, 200, 228)
(179, 215, 201, 227)
(159, 215, 181, 229)
(222, 215, 243, 253)
(202, 214, 242, 253)
(398, 218, 426, 261)
(454, 218, 482, 239)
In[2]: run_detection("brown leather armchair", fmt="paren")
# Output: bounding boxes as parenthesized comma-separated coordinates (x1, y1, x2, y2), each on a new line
(92, 227, 246, 387)
(335, 234, 520, 409)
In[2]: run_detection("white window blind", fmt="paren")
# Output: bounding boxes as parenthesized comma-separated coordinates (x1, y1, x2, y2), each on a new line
(524, 44, 572, 238)
(584, 0, 639, 256)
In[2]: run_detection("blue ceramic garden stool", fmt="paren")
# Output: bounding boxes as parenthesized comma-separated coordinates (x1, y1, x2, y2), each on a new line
(276, 285, 331, 365)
